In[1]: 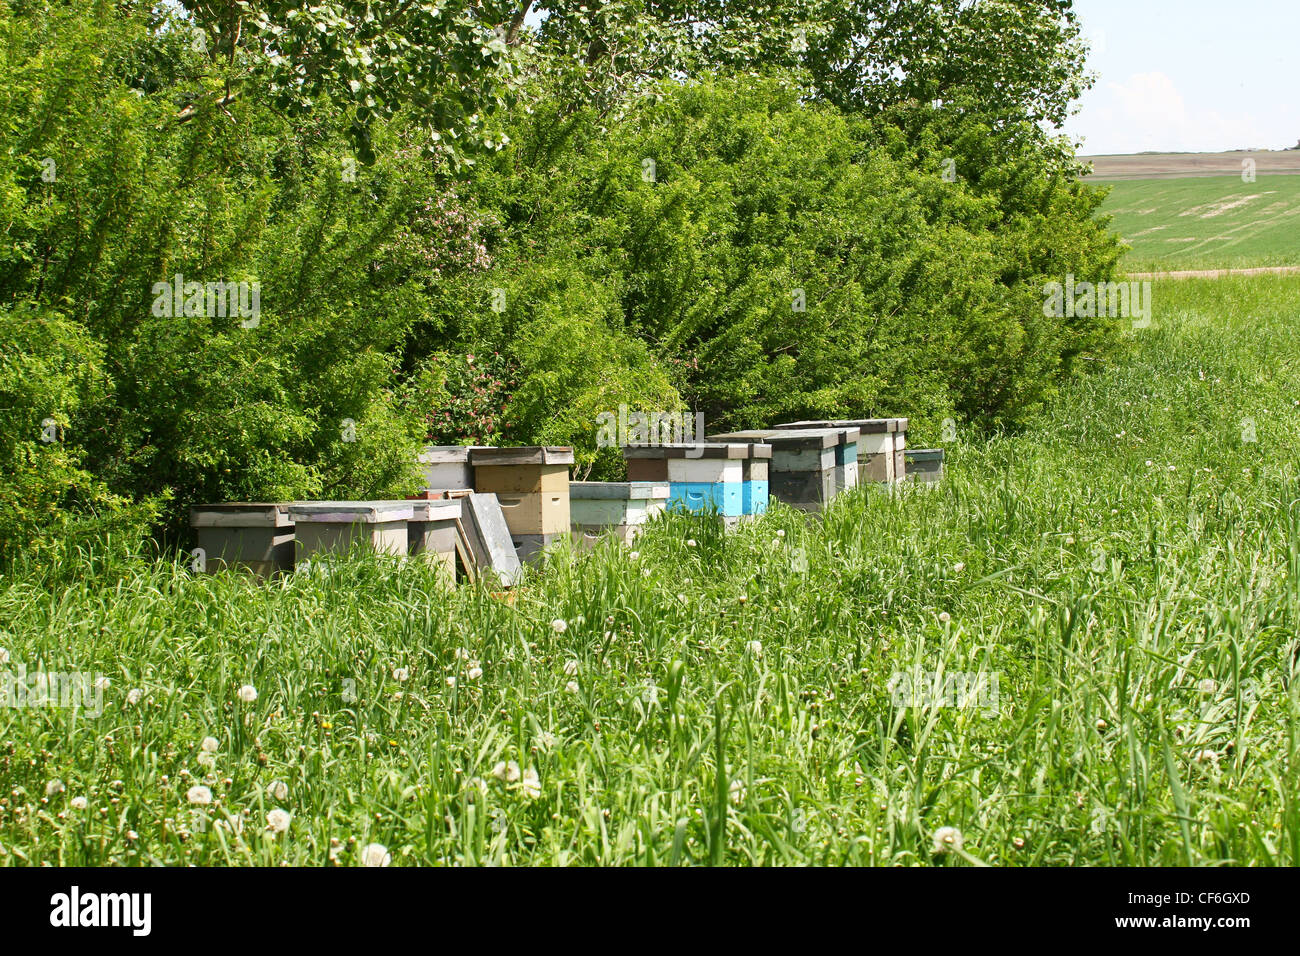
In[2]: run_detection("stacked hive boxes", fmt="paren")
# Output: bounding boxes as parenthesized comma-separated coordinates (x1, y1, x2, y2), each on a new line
(778, 418, 908, 483)
(707, 427, 859, 512)
(189, 503, 295, 577)
(569, 482, 671, 547)
(470, 446, 573, 562)
(623, 443, 771, 519)
(287, 501, 413, 560)
(905, 448, 945, 484)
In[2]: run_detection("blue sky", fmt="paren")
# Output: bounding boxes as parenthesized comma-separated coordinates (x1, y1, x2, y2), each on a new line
(1062, 0, 1300, 155)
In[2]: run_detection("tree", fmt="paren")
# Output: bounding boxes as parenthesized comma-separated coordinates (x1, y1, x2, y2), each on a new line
(457, 75, 1124, 448)
(521, 1, 1090, 131)
(0, 0, 501, 546)
(178, 0, 524, 166)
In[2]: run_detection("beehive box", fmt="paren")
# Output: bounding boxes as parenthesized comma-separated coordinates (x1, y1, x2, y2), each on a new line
(408, 498, 468, 585)
(570, 481, 671, 547)
(905, 448, 945, 484)
(708, 428, 858, 512)
(743, 457, 770, 515)
(471, 447, 574, 561)
(778, 419, 908, 483)
(623, 443, 771, 517)
(189, 503, 294, 577)
(511, 532, 567, 563)
(417, 446, 479, 491)
(835, 438, 859, 494)
(287, 501, 412, 560)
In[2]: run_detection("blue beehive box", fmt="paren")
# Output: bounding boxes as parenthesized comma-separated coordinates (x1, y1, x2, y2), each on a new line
(624, 443, 771, 519)
(667, 480, 745, 517)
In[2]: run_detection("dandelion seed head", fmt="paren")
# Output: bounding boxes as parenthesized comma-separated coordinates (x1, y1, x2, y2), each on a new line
(492, 761, 521, 783)
(521, 768, 542, 799)
(932, 826, 963, 854)
(360, 843, 391, 867)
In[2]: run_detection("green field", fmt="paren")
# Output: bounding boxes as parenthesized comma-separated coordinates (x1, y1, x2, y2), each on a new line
(2, 275, 1298, 866)
(1098, 175, 1300, 271)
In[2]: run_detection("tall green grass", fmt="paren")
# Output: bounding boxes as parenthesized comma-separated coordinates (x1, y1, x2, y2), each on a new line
(2, 276, 1298, 866)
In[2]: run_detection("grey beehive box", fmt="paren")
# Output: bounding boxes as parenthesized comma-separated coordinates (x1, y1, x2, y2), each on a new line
(189, 503, 295, 578)
(287, 501, 413, 560)
(408, 498, 468, 586)
(776, 419, 908, 483)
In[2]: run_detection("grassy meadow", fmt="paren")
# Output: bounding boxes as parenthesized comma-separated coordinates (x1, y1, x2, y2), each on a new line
(2, 274, 1298, 866)
(1099, 174, 1300, 271)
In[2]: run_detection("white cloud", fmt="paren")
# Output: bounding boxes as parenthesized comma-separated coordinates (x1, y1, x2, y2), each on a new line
(1070, 71, 1281, 154)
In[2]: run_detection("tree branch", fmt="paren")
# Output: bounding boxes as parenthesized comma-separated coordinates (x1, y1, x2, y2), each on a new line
(505, 0, 533, 45)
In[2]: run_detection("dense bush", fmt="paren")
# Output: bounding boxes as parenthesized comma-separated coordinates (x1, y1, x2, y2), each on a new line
(0, 1, 1122, 554)
(0, 306, 162, 568)
(455, 76, 1125, 446)
(0, 2, 497, 557)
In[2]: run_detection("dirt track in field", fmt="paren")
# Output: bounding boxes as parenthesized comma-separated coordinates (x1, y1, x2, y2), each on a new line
(1124, 266, 1300, 279)
(1083, 150, 1300, 181)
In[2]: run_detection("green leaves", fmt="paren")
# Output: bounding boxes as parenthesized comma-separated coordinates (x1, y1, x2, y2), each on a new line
(471, 74, 1122, 441)
(184, 0, 522, 168)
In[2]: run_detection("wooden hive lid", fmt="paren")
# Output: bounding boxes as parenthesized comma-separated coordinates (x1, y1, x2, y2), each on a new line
(409, 499, 463, 520)
(905, 448, 945, 462)
(189, 503, 292, 528)
(569, 481, 672, 500)
(778, 418, 908, 433)
(287, 500, 415, 523)
(622, 442, 772, 460)
(708, 427, 859, 449)
(469, 446, 575, 466)
(417, 445, 483, 464)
